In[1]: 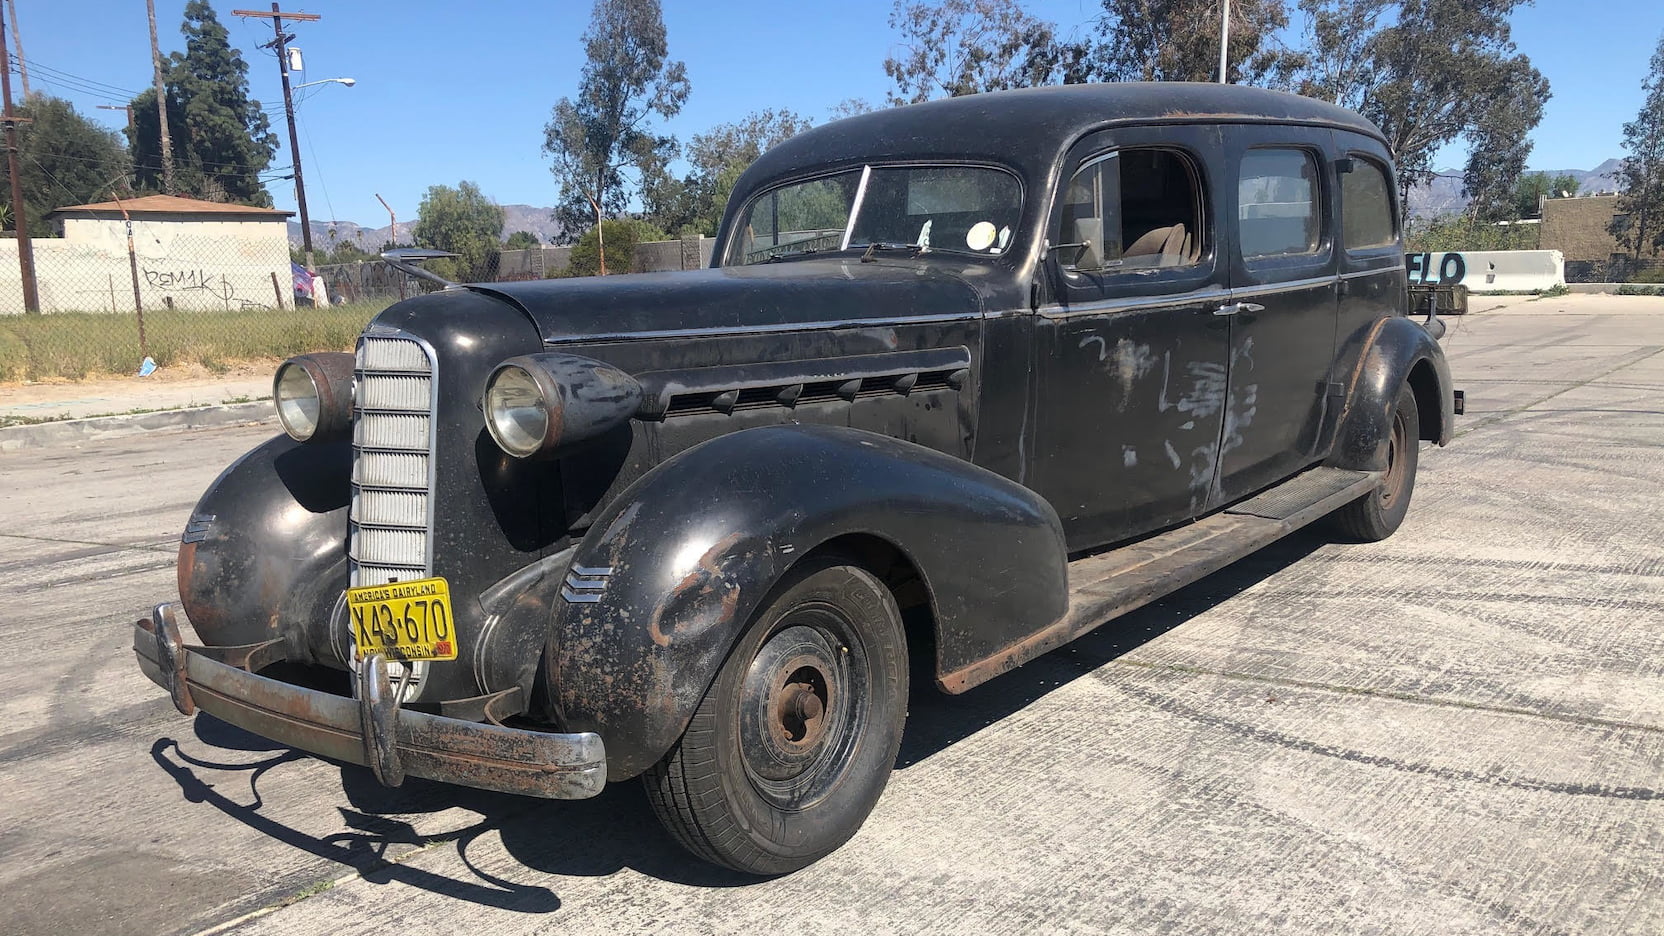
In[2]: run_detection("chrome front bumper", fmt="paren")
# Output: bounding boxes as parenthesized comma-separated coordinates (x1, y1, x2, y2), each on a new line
(132, 604, 606, 799)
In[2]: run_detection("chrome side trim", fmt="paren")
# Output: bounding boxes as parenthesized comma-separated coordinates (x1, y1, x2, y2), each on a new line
(542, 311, 989, 345)
(1229, 274, 1337, 298)
(181, 513, 215, 545)
(561, 566, 611, 604)
(1340, 266, 1401, 280)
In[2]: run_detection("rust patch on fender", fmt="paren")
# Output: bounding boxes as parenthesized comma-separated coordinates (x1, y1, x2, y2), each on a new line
(647, 531, 749, 648)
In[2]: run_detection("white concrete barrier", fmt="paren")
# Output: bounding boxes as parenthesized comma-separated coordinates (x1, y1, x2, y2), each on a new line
(1405, 250, 1565, 293)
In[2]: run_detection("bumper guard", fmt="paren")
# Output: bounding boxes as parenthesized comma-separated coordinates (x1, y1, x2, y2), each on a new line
(132, 604, 606, 799)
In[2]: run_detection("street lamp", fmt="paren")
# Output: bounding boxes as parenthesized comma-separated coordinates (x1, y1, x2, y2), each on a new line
(281, 75, 355, 271)
(293, 77, 356, 90)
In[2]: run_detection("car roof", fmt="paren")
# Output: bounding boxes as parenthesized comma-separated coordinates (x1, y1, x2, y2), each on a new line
(737, 82, 1386, 192)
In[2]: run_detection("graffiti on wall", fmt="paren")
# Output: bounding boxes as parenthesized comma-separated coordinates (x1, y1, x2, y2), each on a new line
(1405, 252, 1467, 286)
(141, 266, 273, 308)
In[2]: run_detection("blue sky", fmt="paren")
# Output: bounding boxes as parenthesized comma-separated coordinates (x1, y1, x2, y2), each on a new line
(15, 0, 1664, 225)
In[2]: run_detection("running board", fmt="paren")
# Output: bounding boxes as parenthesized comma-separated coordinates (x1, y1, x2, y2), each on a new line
(937, 467, 1379, 693)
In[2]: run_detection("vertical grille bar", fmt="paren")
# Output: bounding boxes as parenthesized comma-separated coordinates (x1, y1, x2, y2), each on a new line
(350, 333, 437, 589)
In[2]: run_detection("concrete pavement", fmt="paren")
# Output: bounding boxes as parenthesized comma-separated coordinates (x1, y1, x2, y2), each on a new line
(2, 293, 1663, 935)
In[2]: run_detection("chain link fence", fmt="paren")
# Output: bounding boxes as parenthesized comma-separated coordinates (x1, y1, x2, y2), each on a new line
(0, 217, 406, 381)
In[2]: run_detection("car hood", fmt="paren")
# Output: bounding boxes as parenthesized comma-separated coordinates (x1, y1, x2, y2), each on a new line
(467, 257, 988, 343)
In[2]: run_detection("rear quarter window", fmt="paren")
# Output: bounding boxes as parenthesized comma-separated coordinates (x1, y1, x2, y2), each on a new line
(1239, 148, 1323, 260)
(1342, 157, 1397, 249)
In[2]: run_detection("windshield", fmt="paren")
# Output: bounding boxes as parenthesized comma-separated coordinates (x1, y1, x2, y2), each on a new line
(725, 165, 1021, 266)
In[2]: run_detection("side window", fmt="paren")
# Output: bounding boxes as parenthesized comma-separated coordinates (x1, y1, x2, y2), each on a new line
(1060, 148, 1205, 275)
(1239, 148, 1322, 259)
(1342, 157, 1396, 249)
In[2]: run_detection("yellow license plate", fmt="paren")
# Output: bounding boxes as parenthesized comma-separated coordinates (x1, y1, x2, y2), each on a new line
(346, 576, 458, 662)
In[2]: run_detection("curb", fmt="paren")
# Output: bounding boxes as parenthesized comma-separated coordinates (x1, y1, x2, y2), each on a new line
(0, 400, 276, 452)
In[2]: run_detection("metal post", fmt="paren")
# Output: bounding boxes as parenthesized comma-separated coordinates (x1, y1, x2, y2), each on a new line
(1219, 0, 1231, 84)
(146, 0, 175, 194)
(0, 10, 38, 314)
(127, 220, 147, 359)
(376, 193, 403, 299)
(270, 270, 285, 309)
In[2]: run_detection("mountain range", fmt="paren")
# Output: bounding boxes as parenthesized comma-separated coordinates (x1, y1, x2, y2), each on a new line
(288, 204, 564, 252)
(287, 160, 1627, 247)
(1402, 159, 1624, 218)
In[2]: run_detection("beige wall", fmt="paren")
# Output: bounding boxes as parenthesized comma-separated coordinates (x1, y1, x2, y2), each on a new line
(1540, 195, 1623, 263)
(0, 214, 292, 314)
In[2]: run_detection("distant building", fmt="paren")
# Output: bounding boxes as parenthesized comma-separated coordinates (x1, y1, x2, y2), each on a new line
(1536, 194, 1663, 282)
(0, 194, 295, 314)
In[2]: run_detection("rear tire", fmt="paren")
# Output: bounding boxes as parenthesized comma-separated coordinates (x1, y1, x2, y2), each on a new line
(643, 557, 909, 875)
(1330, 381, 1420, 542)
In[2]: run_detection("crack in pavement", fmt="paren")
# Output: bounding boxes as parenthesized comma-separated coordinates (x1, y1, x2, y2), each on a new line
(1110, 657, 1664, 737)
(1453, 345, 1664, 439)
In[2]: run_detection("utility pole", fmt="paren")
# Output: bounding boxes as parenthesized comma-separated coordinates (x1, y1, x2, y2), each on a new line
(234, 6, 321, 270)
(5, 0, 27, 99)
(145, 0, 174, 194)
(0, 9, 37, 313)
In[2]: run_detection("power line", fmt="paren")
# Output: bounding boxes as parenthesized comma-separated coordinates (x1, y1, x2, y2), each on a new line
(9, 55, 143, 99)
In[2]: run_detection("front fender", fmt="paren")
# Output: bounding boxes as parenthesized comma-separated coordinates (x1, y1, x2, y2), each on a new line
(176, 434, 351, 660)
(1328, 315, 1454, 472)
(546, 424, 1068, 779)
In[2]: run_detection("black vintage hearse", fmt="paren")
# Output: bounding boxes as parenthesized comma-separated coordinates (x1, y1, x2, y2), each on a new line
(134, 83, 1455, 874)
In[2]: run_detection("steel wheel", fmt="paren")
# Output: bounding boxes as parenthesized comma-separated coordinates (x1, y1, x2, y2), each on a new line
(644, 558, 909, 875)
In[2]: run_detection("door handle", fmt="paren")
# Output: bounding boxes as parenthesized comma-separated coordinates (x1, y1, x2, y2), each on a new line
(1213, 301, 1266, 316)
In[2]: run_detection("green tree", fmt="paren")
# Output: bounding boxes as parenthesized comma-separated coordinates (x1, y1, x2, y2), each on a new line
(566, 218, 667, 277)
(1083, 0, 1295, 85)
(542, 0, 691, 273)
(504, 230, 542, 250)
(0, 96, 130, 229)
(1512, 172, 1579, 219)
(883, 0, 1069, 105)
(411, 181, 506, 283)
(128, 0, 278, 205)
(1462, 57, 1552, 222)
(1294, 0, 1548, 216)
(647, 109, 812, 236)
(1611, 33, 1664, 260)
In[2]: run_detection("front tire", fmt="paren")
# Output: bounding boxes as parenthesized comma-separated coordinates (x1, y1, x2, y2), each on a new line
(1331, 381, 1420, 542)
(643, 558, 909, 875)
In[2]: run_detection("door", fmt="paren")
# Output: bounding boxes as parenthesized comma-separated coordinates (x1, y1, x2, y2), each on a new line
(1029, 125, 1232, 553)
(1214, 126, 1341, 505)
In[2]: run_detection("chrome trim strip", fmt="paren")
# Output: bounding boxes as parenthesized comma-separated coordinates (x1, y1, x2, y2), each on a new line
(1039, 286, 1234, 321)
(541, 311, 988, 345)
(1340, 267, 1399, 280)
(560, 588, 605, 604)
(839, 165, 872, 251)
(570, 564, 614, 577)
(1229, 274, 1337, 298)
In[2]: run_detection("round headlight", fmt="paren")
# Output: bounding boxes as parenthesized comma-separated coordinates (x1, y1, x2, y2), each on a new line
(273, 352, 355, 443)
(485, 364, 552, 457)
(275, 360, 322, 440)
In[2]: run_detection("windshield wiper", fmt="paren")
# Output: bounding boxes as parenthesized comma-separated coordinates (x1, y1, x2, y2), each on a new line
(858, 242, 924, 263)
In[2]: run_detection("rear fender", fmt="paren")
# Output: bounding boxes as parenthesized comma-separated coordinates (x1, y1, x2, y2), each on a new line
(545, 424, 1068, 779)
(1328, 315, 1454, 472)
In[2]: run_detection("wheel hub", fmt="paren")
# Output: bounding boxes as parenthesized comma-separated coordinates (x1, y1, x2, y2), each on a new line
(736, 619, 863, 803)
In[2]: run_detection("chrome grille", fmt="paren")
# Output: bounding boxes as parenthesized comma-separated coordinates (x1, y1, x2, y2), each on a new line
(350, 333, 435, 589)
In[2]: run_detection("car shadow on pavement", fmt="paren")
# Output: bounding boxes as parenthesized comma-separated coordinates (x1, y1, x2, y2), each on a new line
(146, 529, 1328, 909)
